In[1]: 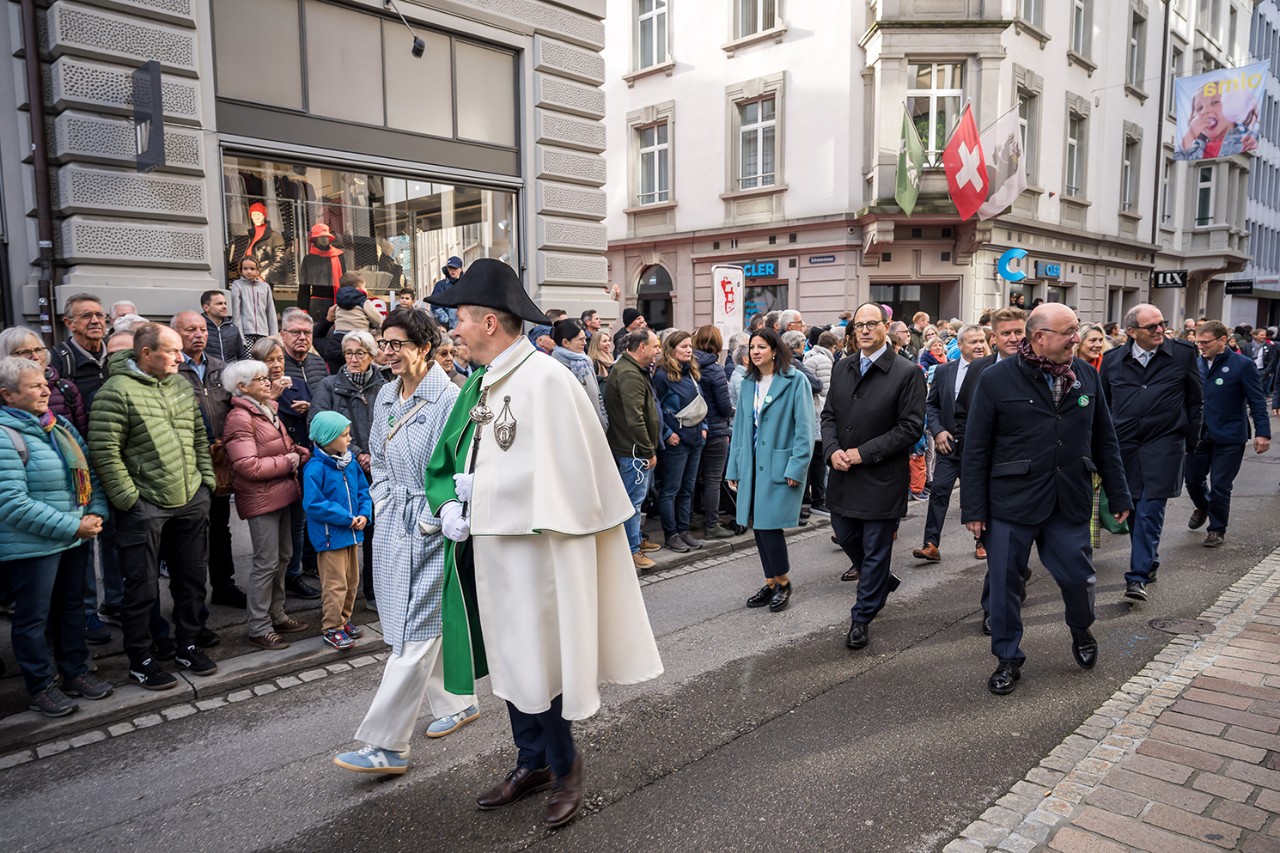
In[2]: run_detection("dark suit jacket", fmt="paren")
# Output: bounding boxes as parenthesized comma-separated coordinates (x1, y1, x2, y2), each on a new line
(820, 346, 926, 520)
(1100, 338, 1202, 500)
(961, 355, 1131, 526)
(1200, 350, 1271, 445)
(924, 356, 989, 449)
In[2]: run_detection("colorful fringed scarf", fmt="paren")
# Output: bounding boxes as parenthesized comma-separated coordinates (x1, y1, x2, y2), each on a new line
(40, 410, 92, 506)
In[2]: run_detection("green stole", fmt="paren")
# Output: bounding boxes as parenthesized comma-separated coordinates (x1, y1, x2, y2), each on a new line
(425, 367, 490, 695)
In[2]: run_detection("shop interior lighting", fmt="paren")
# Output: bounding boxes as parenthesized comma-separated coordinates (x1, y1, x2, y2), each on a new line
(384, 0, 426, 57)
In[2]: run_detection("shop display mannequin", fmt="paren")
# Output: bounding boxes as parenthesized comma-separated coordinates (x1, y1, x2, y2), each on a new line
(298, 223, 347, 318)
(228, 202, 287, 285)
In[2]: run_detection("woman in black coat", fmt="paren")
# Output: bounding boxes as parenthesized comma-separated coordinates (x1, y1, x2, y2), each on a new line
(693, 326, 736, 539)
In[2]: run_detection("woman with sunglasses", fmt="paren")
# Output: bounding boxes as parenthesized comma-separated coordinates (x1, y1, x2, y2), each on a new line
(334, 307, 479, 776)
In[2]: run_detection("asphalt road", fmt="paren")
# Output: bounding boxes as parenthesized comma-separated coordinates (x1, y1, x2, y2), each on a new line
(5, 452, 1280, 853)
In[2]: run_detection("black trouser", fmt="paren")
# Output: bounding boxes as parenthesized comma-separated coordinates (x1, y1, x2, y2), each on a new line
(805, 440, 826, 507)
(116, 488, 211, 665)
(699, 435, 729, 528)
(923, 449, 971, 548)
(362, 522, 375, 602)
(208, 493, 237, 592)
(753, 528, 790, 579)
(507, 695, 576, 778)
(831, 514, 897, 626)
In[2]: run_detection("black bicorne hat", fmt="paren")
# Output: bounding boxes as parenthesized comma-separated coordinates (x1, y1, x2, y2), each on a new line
(426, 258, 548, 325)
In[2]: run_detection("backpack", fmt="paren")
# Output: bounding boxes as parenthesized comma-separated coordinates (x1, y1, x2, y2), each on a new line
(1, 424, 28, 465)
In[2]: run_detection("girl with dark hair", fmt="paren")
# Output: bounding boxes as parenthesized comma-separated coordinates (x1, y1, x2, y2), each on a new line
(550, 319, 606, 428)
(652, 330, 706, 553)
(691, 325, 736, 539)
(725, 329, 814, 612)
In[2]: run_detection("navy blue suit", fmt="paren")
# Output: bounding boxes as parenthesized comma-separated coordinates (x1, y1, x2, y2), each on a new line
(1100, 339, 1202, 584)
(1186, 350, 1271, 533)
(962, 355, 1131, 665)
(922, 355, 990, 549)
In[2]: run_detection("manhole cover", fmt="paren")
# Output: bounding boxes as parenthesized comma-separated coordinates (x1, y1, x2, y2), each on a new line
(1149, 618, 1215, 635)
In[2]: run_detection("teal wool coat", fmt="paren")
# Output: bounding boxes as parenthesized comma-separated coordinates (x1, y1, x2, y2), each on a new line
(725, 369, 815, 530)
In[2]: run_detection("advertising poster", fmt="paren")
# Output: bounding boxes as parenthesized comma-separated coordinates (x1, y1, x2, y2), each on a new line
(711, 264, 745, 339)
(1174, 62, 1266, 161)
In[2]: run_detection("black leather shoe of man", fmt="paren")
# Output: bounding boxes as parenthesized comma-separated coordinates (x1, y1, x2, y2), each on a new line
(477, 766, 554, 810)
(1189, 508, 1208, 530)
(768, 583, 792, 612)
(846, 621, 869, 649)
(981, 614, 991, 636)
(888, 573, 902, 593)
(1071, 629, 1098, 669)
(746, 584, 774, 608)
(840, 565, 860, 582)
(988, 661, 1021, 695)
(1124, 581, 1148, 602)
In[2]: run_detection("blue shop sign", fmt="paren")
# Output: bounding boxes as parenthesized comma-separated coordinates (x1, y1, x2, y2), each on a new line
(1035, 260, 1062, 280)
(741, 260, 779, 278)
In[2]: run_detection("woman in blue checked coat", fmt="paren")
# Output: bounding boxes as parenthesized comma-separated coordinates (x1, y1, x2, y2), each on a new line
(334, 308, 478, 776)
(725, 329, 814, 614)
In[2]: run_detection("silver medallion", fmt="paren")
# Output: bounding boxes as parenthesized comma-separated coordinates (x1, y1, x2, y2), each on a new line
(494, 395, 517, 451)
(469, 388, 495, 426)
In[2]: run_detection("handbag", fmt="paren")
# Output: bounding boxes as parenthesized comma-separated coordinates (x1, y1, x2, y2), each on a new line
(674, 382, 708, 427)
(1098, 488, 1130, 535)
(209, 439, 235, 497)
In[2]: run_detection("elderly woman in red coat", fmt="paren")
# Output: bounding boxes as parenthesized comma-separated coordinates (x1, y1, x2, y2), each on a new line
(221, 359, 311, 651)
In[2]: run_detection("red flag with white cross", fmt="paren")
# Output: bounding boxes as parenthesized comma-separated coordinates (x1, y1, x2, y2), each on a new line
(941, 104, 987, 221)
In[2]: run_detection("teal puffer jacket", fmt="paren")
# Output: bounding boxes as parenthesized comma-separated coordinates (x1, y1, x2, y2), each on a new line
(0, 408, 109, 560)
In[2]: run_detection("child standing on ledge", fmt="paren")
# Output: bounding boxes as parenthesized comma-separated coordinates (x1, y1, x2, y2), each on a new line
(303, 411, 372, 651)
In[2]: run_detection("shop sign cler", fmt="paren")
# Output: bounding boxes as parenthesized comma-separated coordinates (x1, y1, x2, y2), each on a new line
(740, 260, 779, 278)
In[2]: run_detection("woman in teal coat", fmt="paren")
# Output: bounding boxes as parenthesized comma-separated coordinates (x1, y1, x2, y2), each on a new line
(725, 329, 815, 612)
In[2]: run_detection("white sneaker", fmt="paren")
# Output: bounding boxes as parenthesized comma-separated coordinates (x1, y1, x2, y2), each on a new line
(426, 705, 480, 738)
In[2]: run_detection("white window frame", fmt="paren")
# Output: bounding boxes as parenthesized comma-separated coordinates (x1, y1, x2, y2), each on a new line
(636, 0, 668, 70)
(737, 97, 776, 190)
(1168, 45, 1183, 115)
(1018, 92, 1039, 186)
(907, 61, 965, 165)
(1196, 165, 1214, 225)
(1065, 113, 1086, 198)
(723, 73, 786, 199)
(625, 100, 676, 212)
(735, 0, 777, 40)
(1127, 12, 1146, 88)
(1071, 0, 1092, 56)
(1120, 138, 1140, 212)
(1161, 156, 1173, 223)
(637, 122, 670, 205)
(1019, 0, 1043, 26)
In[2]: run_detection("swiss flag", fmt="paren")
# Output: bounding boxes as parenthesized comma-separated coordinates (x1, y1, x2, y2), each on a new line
(941, 104, 987, 221)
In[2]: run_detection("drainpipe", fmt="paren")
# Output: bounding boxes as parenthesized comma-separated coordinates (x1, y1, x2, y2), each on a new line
(1150, 0, 1173, 306)
(21, 0, 58, 347)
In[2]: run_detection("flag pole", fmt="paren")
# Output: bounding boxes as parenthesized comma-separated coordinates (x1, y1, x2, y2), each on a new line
(978, 101, 1022, 136)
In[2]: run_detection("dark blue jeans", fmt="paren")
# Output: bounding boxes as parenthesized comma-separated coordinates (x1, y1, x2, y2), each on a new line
(616, 455, 654, 554)
(1185, 439, 1246, 533)
(507, 694, 576, 778)
(1126, 491, 1167, 584)
(5, 549, 91, 694)
(658, 441, 703, 538)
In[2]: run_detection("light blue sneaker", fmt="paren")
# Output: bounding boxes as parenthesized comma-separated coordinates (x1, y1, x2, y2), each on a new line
(333, 744, 409, 775)
(426, 705, 480, 738)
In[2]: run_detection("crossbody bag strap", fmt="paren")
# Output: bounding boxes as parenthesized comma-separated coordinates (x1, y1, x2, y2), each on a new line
(385, 398, 431, 446)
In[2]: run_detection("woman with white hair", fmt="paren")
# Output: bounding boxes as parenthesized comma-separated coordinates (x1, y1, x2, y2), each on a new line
(221, 358, 311, 650)
(0, 356, 113, 716)
(307, 329, 388, 609)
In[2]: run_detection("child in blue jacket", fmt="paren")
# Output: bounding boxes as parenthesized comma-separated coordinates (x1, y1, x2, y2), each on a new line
(303, 411, 372, 650)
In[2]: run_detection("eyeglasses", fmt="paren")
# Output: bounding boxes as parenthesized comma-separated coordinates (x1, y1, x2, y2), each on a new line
(11, 346, 48, 358)
(1130, 320, 1168, 333)
(281, 329, 312, 337)
(73, 312, 106, 322)
(1042, 326, 1081, 338)
(252, 376, 271, 384)
(376, 339, 415, 353)
(1195, 336, 1225, 347)
(343, 349, 371, 359)
(851, 321, 883, 332)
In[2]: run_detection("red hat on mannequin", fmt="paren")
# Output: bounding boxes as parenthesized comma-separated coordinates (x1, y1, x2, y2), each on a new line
(309, 223, 337, 240)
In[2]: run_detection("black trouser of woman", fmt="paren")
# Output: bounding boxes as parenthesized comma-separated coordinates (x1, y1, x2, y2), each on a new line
(805, 439, 826, 507)
(699, 435, 729, 528)
(754, 529, 790, 579)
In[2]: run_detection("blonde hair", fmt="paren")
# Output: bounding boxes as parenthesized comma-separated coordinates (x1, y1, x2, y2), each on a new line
(659, 330, 701, 383)
(1076, 323, 1112, 359)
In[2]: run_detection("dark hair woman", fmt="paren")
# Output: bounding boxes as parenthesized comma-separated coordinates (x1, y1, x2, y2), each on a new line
(691, 325, 736, 540)
(550, 319, 606, 428)
(725, 329, 814, 611)
(652, 330, 706, 553)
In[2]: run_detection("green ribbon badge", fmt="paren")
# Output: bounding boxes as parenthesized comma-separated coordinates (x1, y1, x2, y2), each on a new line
(1215, 377, 1224, 385)
(1077, 395, 1090, 407)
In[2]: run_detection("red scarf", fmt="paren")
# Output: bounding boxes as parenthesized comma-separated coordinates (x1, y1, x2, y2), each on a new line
(309, 243, 344, 297)
(244, 223, 267, 258)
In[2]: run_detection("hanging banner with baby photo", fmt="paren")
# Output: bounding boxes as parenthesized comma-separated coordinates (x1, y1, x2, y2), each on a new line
(1174, 62, 1266, 161)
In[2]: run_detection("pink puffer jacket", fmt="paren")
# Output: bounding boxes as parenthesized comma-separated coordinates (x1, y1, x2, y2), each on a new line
(222, 396, 310, 519)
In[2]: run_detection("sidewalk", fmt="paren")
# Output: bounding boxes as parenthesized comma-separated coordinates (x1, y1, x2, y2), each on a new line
(948, 546, 1280, 853)
(0, 514, 827, 756)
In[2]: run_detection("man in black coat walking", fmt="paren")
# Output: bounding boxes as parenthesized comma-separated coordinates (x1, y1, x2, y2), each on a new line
(822, 303, 926, 652)
(962, 303, 1131, 696)
(1100, 304, 1201, 602)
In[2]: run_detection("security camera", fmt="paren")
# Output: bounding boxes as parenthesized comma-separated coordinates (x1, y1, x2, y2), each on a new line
(412, 37, 425, 58)
(848, 226, 857, 234)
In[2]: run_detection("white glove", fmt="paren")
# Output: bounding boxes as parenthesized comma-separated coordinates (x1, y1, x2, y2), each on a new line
(440, 501, 470, 542)
(453, 472, 474, 503)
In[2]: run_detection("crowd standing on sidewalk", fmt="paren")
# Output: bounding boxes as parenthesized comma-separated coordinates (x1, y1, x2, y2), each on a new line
(2, 260, 1279, 827)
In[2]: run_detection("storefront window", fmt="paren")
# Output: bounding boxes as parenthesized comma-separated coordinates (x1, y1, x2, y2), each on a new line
(744, 283, 787, 326)
(222, 153, 517, 311)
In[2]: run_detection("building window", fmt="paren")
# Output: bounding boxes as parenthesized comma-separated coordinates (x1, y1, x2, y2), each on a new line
(1162, 157, 1173, 222)
(1229, 7, 1238, 55)
(737, 97, 776, 189)
(1065, 113, 1086, 198)
(1019, 0, 1042, 26)
(1127, 12, 1146, 88)
(907, 62, 964, 164)
(1168, 45, 1183, 114)
(637, 122, 670, 204)
(1071, 0, 1092, 56)
(1018, 93, 1039, 185)
(736, 0, 777, 39)
(1196, 165, 1214, 225)
(1120, 137, 1140, 212)
(637, 0, 668, 70)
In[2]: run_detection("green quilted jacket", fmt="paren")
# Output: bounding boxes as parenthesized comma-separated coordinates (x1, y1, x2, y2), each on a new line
(88, 356, 215, 510)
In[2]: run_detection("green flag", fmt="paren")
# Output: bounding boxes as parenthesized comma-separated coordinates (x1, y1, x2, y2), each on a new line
(895, 108, 925, 216)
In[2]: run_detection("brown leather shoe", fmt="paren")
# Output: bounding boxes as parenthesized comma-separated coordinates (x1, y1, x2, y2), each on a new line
(248, 631, 289, 650)
(912, 543, 941, 562)
(273, 617, 309, 634)
(544, 757, 584, 828)
(477, 766, 554, 810)
(974, 542, 987, 560)
(840, 565, 860, 582)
